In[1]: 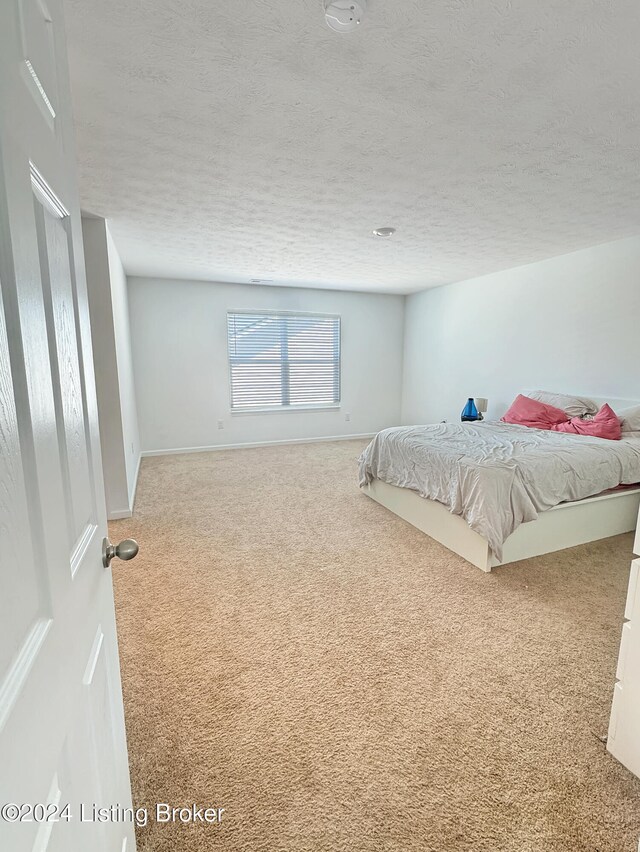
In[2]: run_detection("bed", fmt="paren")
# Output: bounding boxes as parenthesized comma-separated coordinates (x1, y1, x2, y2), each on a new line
(358, 396, 640, 572)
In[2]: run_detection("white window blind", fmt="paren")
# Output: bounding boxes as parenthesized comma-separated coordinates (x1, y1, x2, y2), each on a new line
(227, 311, 341, 411)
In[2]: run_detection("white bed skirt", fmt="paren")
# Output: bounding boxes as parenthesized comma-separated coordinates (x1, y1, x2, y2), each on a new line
(361, 479, 640, 572)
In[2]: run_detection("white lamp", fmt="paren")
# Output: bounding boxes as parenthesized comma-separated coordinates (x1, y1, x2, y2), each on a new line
(475, 398, 488, 420)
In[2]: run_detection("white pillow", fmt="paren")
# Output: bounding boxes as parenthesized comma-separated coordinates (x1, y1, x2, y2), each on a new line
(527, 390, 599, 418)
(617, 405, 640, 433)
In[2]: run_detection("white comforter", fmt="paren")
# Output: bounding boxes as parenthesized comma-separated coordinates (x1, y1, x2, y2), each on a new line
(358, 422, 640, 560)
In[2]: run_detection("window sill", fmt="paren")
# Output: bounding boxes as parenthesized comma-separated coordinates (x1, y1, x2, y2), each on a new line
(230, 404, 341, 416)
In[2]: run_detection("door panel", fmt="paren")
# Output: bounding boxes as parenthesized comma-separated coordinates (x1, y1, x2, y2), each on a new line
(0, 0, 136, 849)
(18, 0, 60, 125)
(0, 272, 55, 733)
(33, 171, 97, 558)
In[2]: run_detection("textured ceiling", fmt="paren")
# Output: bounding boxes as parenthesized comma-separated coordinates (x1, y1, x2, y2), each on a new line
(64, 0, 640, 293)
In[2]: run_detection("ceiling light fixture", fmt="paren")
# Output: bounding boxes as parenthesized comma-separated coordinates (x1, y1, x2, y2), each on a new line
(324, 0, 367, 33)
(372, 227, 396, 237)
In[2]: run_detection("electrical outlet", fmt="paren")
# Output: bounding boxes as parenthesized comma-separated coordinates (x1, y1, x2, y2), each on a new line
(217, 420, 224, 430)
(345, 413, 351, 422)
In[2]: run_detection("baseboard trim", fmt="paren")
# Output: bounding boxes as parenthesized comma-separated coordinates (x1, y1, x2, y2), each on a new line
(141, 433, 376, 457)
(108, 508, 133, 520)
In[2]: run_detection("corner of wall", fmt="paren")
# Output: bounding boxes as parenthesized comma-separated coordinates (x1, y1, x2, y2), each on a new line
(83, 217, 142, 517)
(128, 450, 141, 512)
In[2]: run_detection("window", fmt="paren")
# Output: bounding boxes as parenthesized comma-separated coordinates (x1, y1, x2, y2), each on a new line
(227, 311, 341, 411)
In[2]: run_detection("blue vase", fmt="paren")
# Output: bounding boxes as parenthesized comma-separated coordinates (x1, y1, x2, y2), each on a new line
(461, 398, 479, 422)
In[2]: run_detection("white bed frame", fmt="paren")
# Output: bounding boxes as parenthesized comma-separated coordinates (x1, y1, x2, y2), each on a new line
(361, 395, 640, 572)
(362, 478, 640, 572)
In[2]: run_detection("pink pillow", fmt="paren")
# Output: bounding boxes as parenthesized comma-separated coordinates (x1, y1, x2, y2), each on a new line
(551, 403, 622, 440)
(501, 394, 569, 430)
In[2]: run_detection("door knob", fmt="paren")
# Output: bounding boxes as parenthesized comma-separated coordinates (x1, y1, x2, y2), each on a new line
(102, 537, 139, 568)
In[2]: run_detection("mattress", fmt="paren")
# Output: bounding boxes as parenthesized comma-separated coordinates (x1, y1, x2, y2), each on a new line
(358, 422, 640, 560)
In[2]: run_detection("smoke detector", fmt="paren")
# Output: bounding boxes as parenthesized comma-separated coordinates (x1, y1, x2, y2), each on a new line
(324, 0, 367, 33)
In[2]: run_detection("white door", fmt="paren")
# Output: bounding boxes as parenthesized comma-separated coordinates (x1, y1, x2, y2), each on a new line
(0, 1, 137, 851)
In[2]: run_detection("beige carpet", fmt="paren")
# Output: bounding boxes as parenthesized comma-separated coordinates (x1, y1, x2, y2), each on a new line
(109, 440, 640, 852)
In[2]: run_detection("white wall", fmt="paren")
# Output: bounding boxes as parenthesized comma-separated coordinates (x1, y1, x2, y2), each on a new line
(82, 217, 140, 516)
(106, 229, 140, 504)
(128, 277, 405, 453)
(402, 236, 640, 424)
